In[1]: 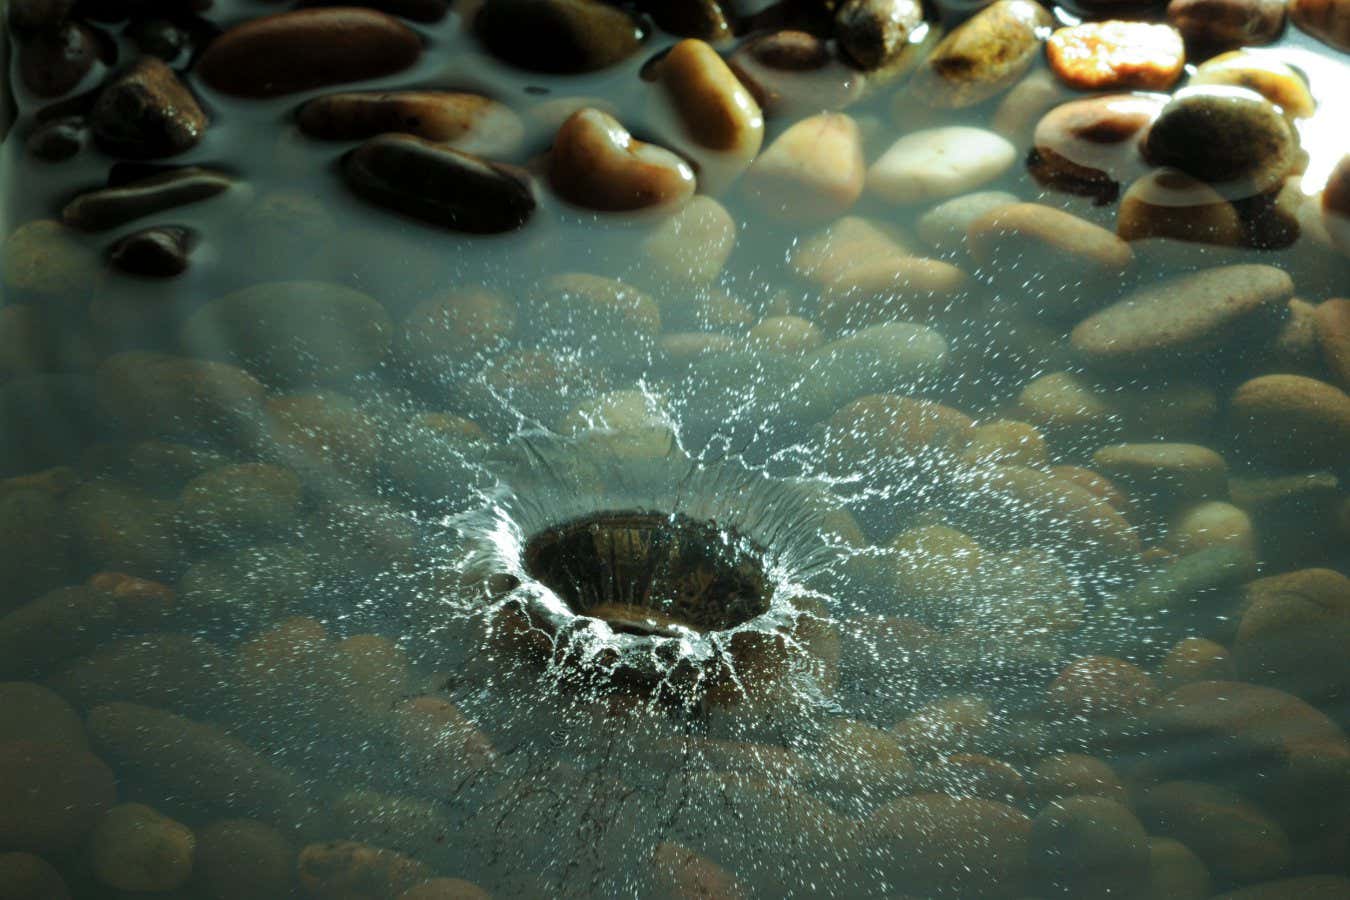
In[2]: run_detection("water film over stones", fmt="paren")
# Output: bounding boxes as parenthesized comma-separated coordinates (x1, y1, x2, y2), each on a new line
(1, 1, 1350, 898)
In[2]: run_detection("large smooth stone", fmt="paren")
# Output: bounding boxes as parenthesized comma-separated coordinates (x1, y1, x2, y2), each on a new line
(297, 91, 525, 157)
(1229, 374, 1350, 468)
(1292, 0, 1350, 50)
(547, 108, 694, 213)
(908, 0, 1054, 108)
(742, 113, 864, 223)
(867, 126, 1015, 205)
(473, 0, 643, 73)
(91, 57, 207, 159)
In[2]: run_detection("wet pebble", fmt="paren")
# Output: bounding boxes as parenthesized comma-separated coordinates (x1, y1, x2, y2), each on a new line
(1071, 263, 1293, 370)
(25, 116, 87, 162)
(68, 480, 182, 577)
(1292, 0, 1350, 50)
(46, 632, 229, 715)
(835, 0, 924, 71)
(1029, 94, 1163, 204)
(1234, 568, 1350, 703)
(1325, 153, 1350, 253)
(190, 819, 294, 900)
(527, 272, 660, 360)
(1029, 795, 1150, 899)
(640, 0, 730, 42)
(1148, 837, 1212, 900)
(1160, 636, 1238, 687)
(398, 878, 493, 900)
(743, 113, 864, 223)
(90, 802, 195, 892)
(399, 288, 516, 373)
(106, 225, 194, 279)
(1143, 86, 1298, 196)
(474, 0, 641, 74)
(1046, 21, 1185, 91)
(344, 134, 536, 233)
(17, 22, 98, 98)
(915, 190, 1018, 255)
(298, 840, 433, 899)
(1046, 655, 1156, 722)
(818, 255, 968, 330)
(648, 841, 745, 900)
(1190, 51, 1315, 118)
(0, 852, 71, 900)
(729, 30, 865, 115)
(178, 462, 303, 547)
(1168, 0, 1287, 50)
(63, 166, 232, 232)
(548, 108, 694, 213)
(0, 483, 74, 607)
(297, 91, 525, 158)
(1091, 442, 1228, 510)
(2, 219, 103, 300)
(1138, 780, 1292, 884)
(181, 280, 392, 386)
(1229, 374, 1350, 468)
(1117, 168, 1245, 246)
(0, 682, 85, 747)
(1031, 753, 1131, 808)
(791, 215, 909, 285)
(639, 195, 737, 287)
(908, 0, 1053, 109)
(198, 8, 422, 97)
(96, 351, 266, 444)
(0, 740, 115, 852)
(867, 126, 1015, 206)
(1313, 298, 1350, 390)
(91, 57, 207, 159)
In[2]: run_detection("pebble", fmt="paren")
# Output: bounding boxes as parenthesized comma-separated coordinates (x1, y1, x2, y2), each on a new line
(343, 134, 537, 233)
(1165, 501, 1258, 571)
(91, 57, 207, 159)
(1091, 443, 1228, 508)
(474, 0, 642, 74)
(389, 696, 497, 794)
(990, 67, 1069, 142)
(742, 113, 864, 223)
(68, 480, 182, 577)
(1071, 264, 1293, 370)
(1190, 51, 1315, 118)
(1161, 636, 1238, 687)
(25, 116, 87, 162)
(299, 840, 433, 899)
(748, 315, 823, 354)
(960, 419, 1048, 467)
(1029, 795, 1150, 899)
(1314, 298, 1350, 390)
(527, 272, 661, 359)
(1168, 0, 1287, 49)
(1291, 0, 1350, 50)
(867, 126, 1015, 206)
(47, 632, 230, 715)
(1235, 568, 1350, 702)
(181, 281, 392, 385)
(1148, 837, 1212, 900)
(90, 803, 195, 892)
(642, 0, 730, 42)
(818, 255, 968, 330)
(6, 0, 74, 31)
(87, 701, 313, 829)
(0, 682, 86, 747)
(399, 878, 494, 900)
(198, 9, 422, 97)
(967, 203, 1133, 311)
(1230, 374, 1350, 468)
(1046, 21, 1185, 91)
(0, 485, 74, 607)
(790, 215, 909, 285)
(190, 819, 294, 900)
(0, 740, 115, 852)
(0, 852, 71, 900)
(649, 841, 746, 900)
(547, 108, 695, 213)
(1046, 655, 1156, 721)
(2, 219, 103, 300)
(915, 190, 1018, 255)
(1138, 780, 1292, 883)
(1028, 94, 1164, 204)
(1117, 168, 1245, 246)
(467, 350, 612, 428)
(835, 0, 924, 70)
(298, 91, 525, 158)
(264, 391, 383, 481)
(728, 30, 865, 116)
(1322, 153, 1350, 253)
(805, 322, 949, 412)
(178, 462, 303, 548)
(639, 195, 737, 287)
(864, 794, 1031, 897)
(1031, 754, 1130, 808)
(124, 15, 203, 64)
(400, 288, 516, 371)
(107, 224, 194, 278)
(1143, 86, 1298, 196)
(17, 22, 98, 98)
(908, 0, 1054, 109)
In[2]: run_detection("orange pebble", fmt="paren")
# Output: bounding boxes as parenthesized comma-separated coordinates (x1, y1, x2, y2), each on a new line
(1047, 22, 1185, 91)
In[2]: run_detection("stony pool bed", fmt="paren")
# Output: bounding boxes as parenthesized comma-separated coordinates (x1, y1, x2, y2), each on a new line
(1, 0, 1349, 897)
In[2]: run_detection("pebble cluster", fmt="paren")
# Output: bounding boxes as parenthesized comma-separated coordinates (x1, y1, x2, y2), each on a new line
(1, 0, 1349, 897)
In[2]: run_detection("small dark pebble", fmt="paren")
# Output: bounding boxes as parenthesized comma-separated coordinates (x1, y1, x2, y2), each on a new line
(90, 56, 207, 159)
(125, 17, 192, 63)
(474, 0, 644, 74)
(62, 167, 232, 231)
(639, 0, 732, 41)
(107, 226, 195, 277)
(196, 8, 422, 98)
(297, 0, 449, 24)
(341, 133, 536, 233)
(26, 116, 88, 161)
(18, 22, 99, 98)
(835, 0, 924, 70)
(7, 0, 76, 32)
(741, 29, 831, 71)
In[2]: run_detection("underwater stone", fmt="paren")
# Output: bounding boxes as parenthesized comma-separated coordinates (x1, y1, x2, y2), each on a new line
(791, 215, 910, 285)
(1234, 568, 1350, 704)
(67, 480, 182, 578)
(1159, 637, 1238, 688)
(1137, 781, 1292, 884)
(1029, 795, 1151, 899)
(835, 0, 924, 70)
(0, 682, 85, 748)
(1189, 52, 1314, 118)
(1168, 0, 1287, 50)
(190, 819, 294, 900)
(0, 853, 71, 900)
(1229, 374, 1350, 468)
(298, 840, 433, 899)
(1143, 87, 1297, 195)
(473, 0, 643, 74)
(2, 219, 104, 300)
(915, 191, 1018, 255)
(298, 91, 525, 157)
(107, 226, 195, 278)
(819, 255, 968, 331)
(743, 113, 865, 223)
(1117, 169, 1244, 246)
(1314, 298, 1350, 391)
(96, 351, 267, 446)
(639, 195, 737, 288)
(63, 167, 232, 232)
(90, 803, 195, 892)
(0, 740, 115, 852)
(1046, 21, 1185, 91)
(908, 0, 1053, 109)
(867, 126, 1015, 206)
(1029, 94, 1162, 204)
(47, 632, 230, 716)
(91, 57, 207, 159)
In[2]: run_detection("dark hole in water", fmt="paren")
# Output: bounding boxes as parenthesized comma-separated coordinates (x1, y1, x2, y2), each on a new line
(522, 510, 772, 637)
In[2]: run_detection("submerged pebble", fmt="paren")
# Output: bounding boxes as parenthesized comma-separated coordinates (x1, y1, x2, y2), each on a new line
(548, 108, 695, 213)
(90, 57, 207, 159)
(473, 0, 643, 74)
(908, 0, 1053, 109)
(298, 91, 526, 157)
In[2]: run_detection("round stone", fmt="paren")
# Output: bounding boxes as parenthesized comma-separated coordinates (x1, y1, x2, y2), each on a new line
(91, 803, 195, 892)
(0, 740, 116, 852)
(867, 126, 1016, 205)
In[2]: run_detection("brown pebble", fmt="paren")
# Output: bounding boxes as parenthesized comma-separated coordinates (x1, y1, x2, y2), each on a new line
(1160, 637, 1237, 686)
(1031, 754, 1131, 808)
(298, 91, 524, 157)
(1168, 0, 1287, 50)
(0, 740, 115, 852)
(548, 108, 694, 213)
(91, 57, 207, 159)
(298, 840, 433, 900)
(0, 852, 71, 900)
(1029, 795, 1150, 899)
(0, 682, 86, 747)
(649, 841, 745, 900)
(1046, 656, 1156, 721)
(1234, 568, 1350, 703)
(18, 22, 98, 98)
(90, 803, 195, 892)
(1046, 21, 1185, 91)
(198, 9, 422, 98)
(1292, 0, 1350, 50)
(909, 0, 1052, 108)
(1229, 374, 1350, 468)
(1137, 780, 1292, 884)
(1313, 298, 1350, 390)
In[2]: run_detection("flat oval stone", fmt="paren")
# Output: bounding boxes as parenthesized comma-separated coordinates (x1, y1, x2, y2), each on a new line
(1292, 0, 1350, 51)
(62, 167, 232, 232)
(343, 134, 536, 233)
(547, 108, 694, 213)
(1230, 374, 1350, 468)
(1168, 0, 1287, 50)
(197, 9, 422, 98)
(1189, 51, 1315, 118)
(1071, 264, 1294, 369)
(297, 91, 524, 157)
(1029, 94, 1164, 203)
(18, 22, 98, 98)
(1143, 86, 1297, 196)
(908, 0, 1054, 109)
(26, 117, 88, 162)
(867, 126, 1015, 205)
(1046, 21, 1186, 92)
(180, 281, 393, 385)
(819, 256, 968, 330)
(91, 57, 207, 159)
(473, 0, 643, 74)
(743, 113, 864, 223)
(107, 226, 195, 278)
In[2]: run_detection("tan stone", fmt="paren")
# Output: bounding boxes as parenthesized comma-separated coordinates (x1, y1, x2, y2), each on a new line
(742, 113, 865, 223)
(1031, 754, 1130, 808)
(0, 740, 115, 852)
(1147, 837, 1211, 900)
(1160, 636, 1237, 687)
(818, 256, 968, 330)
(1046, 656, 1156, 721)
(91, 803, 195, 893)
(191, 818, 294, 900)
(1230, 374, 1350, 468)
(1137, 781, 1292, 884)
(1313, 298, 1350, 390)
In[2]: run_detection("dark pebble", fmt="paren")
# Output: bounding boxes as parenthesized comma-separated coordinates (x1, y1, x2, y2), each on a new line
(196, 9, 422, 98)
(61, 167, 232, 231)
(26, 116, 88, 161)
(7, 0, 75, 32)
(742, 29, 831, 70)
(18, 22, 99, 98)
(297, 0, 450, 24)
(107, 226, 194, 277)
(639, 0, 731, 41)
(341, 133, 535, 233)
(835, 0, 924, 70)
(473, 0, 644, 74)
(90, 56, 207, 159)
(124, 17, 197, 64)
(1168, 0, 1287, 50)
